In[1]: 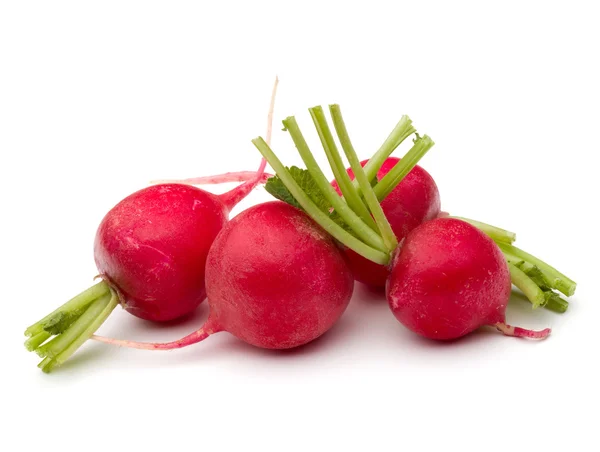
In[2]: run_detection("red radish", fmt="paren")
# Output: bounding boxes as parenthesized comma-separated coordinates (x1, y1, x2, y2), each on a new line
(94, 183, 229, 322)
(92, 201, 354, 350)
(332, 157, 440, 288)
(24, 78, 279, 372)
(386, 217, 550, 340)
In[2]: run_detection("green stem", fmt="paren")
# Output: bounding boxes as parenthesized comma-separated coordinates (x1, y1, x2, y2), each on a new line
(282, 116, 387, 252)
(508, 263, 569, 313)
(508, 263, 546, 308)
(41, 290, 119, 373)
(373, 135, 435, 200)
(37, 293, 112, 359)
(307, 107, 376, 230)
(25, 281, 110, 337)
(451, 216, 516, 244)
(497, 242, 576, 297)
(329, 104, 398, 252)
(544, 295, 569, 314)
(355, 115, 415, 193)
(37, 356, 52, 370)
(35, 333, 62, 357)
(25, 331, 51, 351)
(252, 136, 390, 265)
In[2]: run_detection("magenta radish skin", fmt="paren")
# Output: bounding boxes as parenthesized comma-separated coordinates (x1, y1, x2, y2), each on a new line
(386, 218, 549, 340)
(94, 183, 229, 322)
(205, 201, 353, 348)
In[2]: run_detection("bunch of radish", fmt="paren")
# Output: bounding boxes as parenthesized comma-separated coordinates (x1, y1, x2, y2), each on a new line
(24, 80, 577, 373)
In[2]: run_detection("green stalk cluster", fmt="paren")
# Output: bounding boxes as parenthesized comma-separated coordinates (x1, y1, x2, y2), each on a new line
(454, 216, 576, 313)
(253, 105, 434, 267)
(24, 281, 119, 373)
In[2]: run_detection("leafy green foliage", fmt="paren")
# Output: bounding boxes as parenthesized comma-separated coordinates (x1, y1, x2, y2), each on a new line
(42, 308, 85, 335)
(265, 166, 353, 233)
(265, 166, 330, 212)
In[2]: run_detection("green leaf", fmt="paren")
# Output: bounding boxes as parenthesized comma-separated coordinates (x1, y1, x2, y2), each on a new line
(42, 308, 85, 335)
(265, 166, 353, 233)
(265, 166, 328, 210)
(265, 171, 301, 209)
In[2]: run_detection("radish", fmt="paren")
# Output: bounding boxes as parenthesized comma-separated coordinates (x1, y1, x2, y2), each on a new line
(24, 78, 279, 372)
(386, 217, 548, 340)
(92, 201, 353, 350)
(93, 183, 229, 322)
(251, 103, 576, 340)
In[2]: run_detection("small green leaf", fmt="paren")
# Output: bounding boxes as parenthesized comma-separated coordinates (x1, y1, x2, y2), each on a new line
(265, 166, 329, 212)
(42, 308, 85, 335)
(265, 173, 301, 209)
(264, 166, 353, 234)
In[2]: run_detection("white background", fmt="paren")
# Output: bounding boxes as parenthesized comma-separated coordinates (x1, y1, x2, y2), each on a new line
(1, 1, 598, 451)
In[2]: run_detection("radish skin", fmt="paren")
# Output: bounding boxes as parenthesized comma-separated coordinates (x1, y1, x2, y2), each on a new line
(94, 183, 229, 322)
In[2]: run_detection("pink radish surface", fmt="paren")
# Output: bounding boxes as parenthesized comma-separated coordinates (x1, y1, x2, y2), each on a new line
(95, 155, 269, 323)
(332, 157, 441, 288)
(93, 201, 354, 350)
(386, 217, 550, 340)
(94, 183, 229, 321)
